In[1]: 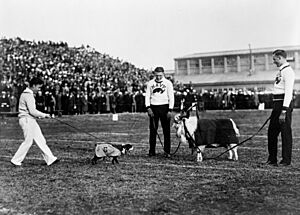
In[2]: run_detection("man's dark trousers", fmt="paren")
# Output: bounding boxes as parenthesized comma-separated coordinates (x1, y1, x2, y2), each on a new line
(267, 100, 293, 164)
(149, 104, 170, 155)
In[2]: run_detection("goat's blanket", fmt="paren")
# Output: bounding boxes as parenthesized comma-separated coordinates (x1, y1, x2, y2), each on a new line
(192, 119, 239, 147)
(95, 143, 121, 158)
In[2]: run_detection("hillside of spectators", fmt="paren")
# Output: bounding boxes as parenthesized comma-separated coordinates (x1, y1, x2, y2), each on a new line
(0, 37, 154, 114)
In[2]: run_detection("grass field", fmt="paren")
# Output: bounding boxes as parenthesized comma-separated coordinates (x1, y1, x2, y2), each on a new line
(1, 110, 300, 215)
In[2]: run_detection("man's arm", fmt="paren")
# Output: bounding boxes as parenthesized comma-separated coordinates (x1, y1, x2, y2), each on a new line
(283, 68, 295, 109)
(167, 81, 174, 110)
(26, 94, 48, 118)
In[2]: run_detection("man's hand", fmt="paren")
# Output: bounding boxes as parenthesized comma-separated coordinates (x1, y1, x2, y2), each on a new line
(45, 114, 52, 118)
(147, 108, 154, 117)
(279, 110, 286, 124)
(167, 110, 172, 120)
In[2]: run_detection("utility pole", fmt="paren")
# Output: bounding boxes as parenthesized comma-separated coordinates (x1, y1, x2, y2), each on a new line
(248, 44, 253, 76)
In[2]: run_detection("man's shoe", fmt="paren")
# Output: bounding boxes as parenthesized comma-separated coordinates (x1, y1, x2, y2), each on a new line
(10, 161, 21, 167)
(266, 160, 278, 167)
(48, 158, 60, 166)
(279, 160, 290, 166)
(148, 153, 156, 157)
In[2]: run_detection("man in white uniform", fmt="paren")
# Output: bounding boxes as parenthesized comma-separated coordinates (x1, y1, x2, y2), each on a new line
(267, 49, 295, 166)
(11, 77, 59, 166)
(145, 67, 174, 157)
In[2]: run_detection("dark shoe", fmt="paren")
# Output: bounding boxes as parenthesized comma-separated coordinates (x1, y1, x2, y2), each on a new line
(49, 159, 60, 166)
(279, 163, 290, 166)
(266, 160, 278, 167)
(279, 160, 290, 166)
(267, 162, 278, 167)
(148, 153, 156, 157)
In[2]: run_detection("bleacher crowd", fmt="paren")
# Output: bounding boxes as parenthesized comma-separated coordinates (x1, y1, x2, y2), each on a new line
(0, 37, 299, 115)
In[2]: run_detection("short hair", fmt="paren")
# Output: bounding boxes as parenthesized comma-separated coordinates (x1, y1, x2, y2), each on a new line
(29, 77, 44, 87)
(273, 49, 287, 59)
(154, 67, 164, 73)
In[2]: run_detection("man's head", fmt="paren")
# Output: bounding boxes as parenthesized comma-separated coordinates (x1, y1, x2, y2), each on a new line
(153, 67, 165, 82)
(272, 49, 287, 67)
(29, 77, 44, 94)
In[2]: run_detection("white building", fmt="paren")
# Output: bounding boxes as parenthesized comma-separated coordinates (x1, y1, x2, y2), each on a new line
(174, 46, 300, 93)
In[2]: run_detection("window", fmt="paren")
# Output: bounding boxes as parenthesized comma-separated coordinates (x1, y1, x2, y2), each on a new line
(178, 60, 187, 69)
(257, 87, 266, 92)
(201, 58, 211, 67)
(189, 59, 199, 68)
(214, 57, 224, 66)
(286, 51, 295, 62)
(226, 56, 237, 66)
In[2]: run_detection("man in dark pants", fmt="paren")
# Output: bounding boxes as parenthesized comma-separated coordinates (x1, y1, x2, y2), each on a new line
(267, 49, 295, 166)
(145, 67, 174, 157)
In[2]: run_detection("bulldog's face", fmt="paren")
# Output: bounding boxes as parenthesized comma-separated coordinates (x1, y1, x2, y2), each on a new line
(121, 144, 133, 154)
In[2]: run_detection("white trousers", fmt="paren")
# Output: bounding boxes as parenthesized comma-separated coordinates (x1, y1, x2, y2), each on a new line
(11, 117, 57, 166)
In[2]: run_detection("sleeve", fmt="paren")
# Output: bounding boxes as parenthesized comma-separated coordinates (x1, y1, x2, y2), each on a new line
(283, 68, 295, 108)
(167, 81, 175, 110)
(145, 81, 151, 108)
(26, 94, 47, 118)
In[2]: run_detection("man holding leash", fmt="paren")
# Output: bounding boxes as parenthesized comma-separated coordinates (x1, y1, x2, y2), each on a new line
(267, 49, 295, 166)
(11, 77, 59, 166)
(145, 67, 174, 157)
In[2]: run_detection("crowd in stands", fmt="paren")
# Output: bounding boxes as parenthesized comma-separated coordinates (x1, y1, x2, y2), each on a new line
(0, 37, 299, 115)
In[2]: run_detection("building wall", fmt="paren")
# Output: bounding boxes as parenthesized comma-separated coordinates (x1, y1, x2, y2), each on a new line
(175, 49, 300, 75)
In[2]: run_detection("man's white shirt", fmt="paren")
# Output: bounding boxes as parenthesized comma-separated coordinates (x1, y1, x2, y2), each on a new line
(145, 77, 174, 109)
(273, 62, 295, 107)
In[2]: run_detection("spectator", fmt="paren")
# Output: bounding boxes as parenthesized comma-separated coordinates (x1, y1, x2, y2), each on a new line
(35, 90, 45, 112)
(9, 93, 17, 112)
(0, 91, 10, 112)
(68, 92, 76, 115)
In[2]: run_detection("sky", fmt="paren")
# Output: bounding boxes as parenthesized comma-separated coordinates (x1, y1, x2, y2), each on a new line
(0, 0, 299, 70)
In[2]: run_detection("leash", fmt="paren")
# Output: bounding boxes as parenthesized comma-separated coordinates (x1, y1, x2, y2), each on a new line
(150, 116, 182, 156)
(52, 115, 142, 144)
(52, 117, 102, 141)
(179, 103, 271, 160)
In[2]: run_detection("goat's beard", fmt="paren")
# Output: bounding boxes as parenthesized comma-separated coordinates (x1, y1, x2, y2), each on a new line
(179, 135, 187, 144)
(174, 124, 188, 144)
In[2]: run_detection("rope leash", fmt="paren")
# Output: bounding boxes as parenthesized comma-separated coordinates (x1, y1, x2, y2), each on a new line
(179, 102, 271, 160)
(52, 117, 102, 141)
(208, 116, 271, 160)
(52, 115, 141, 144)
(150, 116, 182, 156)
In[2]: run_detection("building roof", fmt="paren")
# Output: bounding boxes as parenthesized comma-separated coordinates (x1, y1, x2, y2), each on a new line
(174, 45, 300, 60)
(175, 70, 300, 85)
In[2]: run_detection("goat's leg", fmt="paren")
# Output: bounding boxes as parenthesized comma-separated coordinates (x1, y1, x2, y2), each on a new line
(227, 145, 233, 160)
(91, 155, 98, 165)
(196, 146, 205, 162)
(229, 144, 238, 161)
(112, 157, 119, 164)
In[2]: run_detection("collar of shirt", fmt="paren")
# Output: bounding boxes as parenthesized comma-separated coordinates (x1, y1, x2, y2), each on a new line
(279, 62, 290, 71)
(23, 87, 33, 94)
(154, 77, 166, 83)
